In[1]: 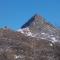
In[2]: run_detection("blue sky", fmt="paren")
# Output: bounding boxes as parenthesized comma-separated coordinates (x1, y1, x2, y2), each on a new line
(0, 0, 60, 30)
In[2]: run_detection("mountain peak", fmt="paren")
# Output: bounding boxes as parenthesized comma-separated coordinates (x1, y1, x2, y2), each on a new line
(32, 14, 42, 18)
(21, 14, 44, 28)
(20, 14, 57, 35)
(17, 14, 60, 44)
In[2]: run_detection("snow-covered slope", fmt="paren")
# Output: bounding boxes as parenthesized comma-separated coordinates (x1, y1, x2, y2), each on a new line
(17, 27, 60, 44)
(17, 14, 60, 44)
(17, 27, 33, 36)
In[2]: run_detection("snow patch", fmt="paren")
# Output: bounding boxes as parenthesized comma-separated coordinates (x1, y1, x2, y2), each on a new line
(51, 37, 57, 43)
(50, 43, 53, 46)
(15, 55, 25, 59)
(41, 32, 45, 35)
(17, 27, 33, 36)
(17, 29, 24, 33)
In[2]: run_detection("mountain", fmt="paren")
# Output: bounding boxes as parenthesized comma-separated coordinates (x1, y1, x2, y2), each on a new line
(17, 14, 60, 43)
(0, 14, 60, 60)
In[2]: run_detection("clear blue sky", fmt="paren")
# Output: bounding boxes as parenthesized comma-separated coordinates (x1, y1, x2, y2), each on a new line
(0, 0, 60, 30)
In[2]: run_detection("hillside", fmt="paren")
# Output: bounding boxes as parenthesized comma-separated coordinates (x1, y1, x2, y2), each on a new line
(0, 14, 60, 60)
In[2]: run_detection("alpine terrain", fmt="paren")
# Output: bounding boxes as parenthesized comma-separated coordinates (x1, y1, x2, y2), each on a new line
(0, 14, 60, 60)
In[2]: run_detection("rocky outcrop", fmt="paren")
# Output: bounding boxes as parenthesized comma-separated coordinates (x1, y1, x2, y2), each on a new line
(0, 29, 60, 60)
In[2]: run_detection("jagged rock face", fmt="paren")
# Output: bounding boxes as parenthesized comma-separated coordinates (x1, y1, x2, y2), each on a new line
(21, 15, 57, 34)
(18, 15, 60, 43)
(0, 29, 60, 60)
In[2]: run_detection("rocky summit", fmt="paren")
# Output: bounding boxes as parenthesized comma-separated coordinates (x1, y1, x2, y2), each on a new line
(18, 14, 60, 43)
(0, 14, 60, 60)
